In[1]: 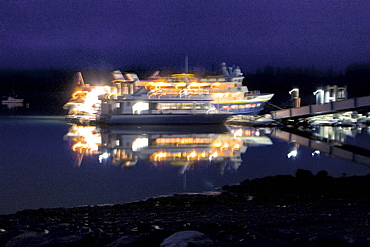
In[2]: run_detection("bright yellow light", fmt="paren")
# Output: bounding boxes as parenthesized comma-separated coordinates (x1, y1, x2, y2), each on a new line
(154, 152, 167, 161)
(72, 142, 89, 152)
(71, 91, 88, 100)
(220, 143, 229, 150)
(188, 82, 211, 89)
(105, 93, 116, 99)
(213, 93, 224, 101)
(172, 74, 194, 78)
(67, 126, 101, 155)
(232, 144, 240, 150)
(155, 82, 171, 88)
(145, 82, 154, 89)
(68, 86, 113, 116)
(213, 139, 223, 147)
(232, 92, 242, 98)
(187, 150, 197, 160)
(211, 82, 220, 88)
(175, 82, 187, 89)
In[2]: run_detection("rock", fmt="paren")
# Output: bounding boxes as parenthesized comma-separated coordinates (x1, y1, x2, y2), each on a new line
(160, 231, 214, 247)
(5, 231, 45, 247)
(105, 234, 144, 247)
(41, 232, 95, 246)
(296, 169, 314, 180)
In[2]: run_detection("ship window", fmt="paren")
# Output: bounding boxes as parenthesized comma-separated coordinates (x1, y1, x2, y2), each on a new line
(330, 89, 335, 97)
(195, 103, 207, 109)
(182, 104, 193, 109)
(338, 89, 346, 99)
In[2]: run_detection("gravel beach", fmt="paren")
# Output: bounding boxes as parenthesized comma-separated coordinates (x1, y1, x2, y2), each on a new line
(0, 169, 369, 246)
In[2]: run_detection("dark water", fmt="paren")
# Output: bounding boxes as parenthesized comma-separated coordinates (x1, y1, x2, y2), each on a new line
(0, 116, 369, 215)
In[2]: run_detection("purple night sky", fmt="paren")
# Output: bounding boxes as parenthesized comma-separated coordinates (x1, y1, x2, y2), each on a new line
(1, 0, 369, 72)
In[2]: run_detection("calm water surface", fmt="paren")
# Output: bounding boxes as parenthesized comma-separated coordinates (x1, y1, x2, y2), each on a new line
(1, 116, 369, 215)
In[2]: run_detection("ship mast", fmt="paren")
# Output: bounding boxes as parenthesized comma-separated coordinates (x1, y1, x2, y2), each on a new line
(185, 56, 188, 74)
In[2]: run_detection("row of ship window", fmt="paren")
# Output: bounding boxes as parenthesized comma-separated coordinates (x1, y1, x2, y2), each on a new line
(221, 103, 261, 109)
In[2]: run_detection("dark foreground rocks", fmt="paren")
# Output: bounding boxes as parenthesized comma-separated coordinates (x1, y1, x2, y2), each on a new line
(0, 169, 369, 246)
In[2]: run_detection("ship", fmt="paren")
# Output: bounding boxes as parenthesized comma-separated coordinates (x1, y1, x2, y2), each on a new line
(1, 95, 24, 109)
(64, 63, 274, 125)
(2, 95, 24, 104)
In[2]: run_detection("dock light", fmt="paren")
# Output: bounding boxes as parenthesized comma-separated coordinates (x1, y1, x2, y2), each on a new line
(287, 149, 298, 158)
(313, 89, 324, 95)
(289, 88, 299, 95)
(289, 88, 301, 108)
(313, 89, 325, 105)
(99, 152, 109, 163)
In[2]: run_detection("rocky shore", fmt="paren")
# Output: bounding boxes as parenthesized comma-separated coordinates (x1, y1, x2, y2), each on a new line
(0, 169, 369, 246)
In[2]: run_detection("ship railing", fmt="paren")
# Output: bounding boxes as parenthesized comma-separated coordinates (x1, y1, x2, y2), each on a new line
(245, 90, 261, 96)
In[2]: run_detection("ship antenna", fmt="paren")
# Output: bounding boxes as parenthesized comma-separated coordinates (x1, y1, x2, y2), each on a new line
(185, 56, 188, 74)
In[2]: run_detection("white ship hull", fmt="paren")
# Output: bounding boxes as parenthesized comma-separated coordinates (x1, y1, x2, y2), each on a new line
(2, 97, 24, 104)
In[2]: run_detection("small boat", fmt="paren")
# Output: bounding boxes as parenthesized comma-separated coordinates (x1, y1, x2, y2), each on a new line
(2, 96, 24, 104)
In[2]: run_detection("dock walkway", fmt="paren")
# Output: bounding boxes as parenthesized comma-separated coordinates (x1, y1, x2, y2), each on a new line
(271, 95, 370, 120)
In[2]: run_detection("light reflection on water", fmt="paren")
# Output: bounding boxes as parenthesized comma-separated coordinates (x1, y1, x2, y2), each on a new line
(0, 117, 370, 215)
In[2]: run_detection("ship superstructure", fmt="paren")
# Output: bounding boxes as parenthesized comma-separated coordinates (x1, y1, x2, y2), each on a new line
(64, 63, 273, 125)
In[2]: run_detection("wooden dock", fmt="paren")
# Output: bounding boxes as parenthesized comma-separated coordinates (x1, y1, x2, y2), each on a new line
(271, 95, 370, 120)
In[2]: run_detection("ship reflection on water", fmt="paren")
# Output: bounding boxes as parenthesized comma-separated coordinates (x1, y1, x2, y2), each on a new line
(64, 125, 273, 175)
(64, 123, 370, 172)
